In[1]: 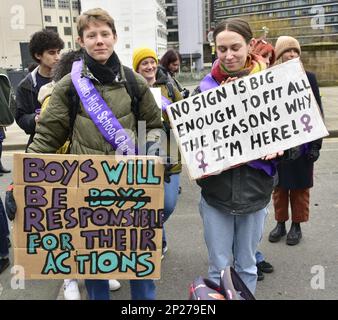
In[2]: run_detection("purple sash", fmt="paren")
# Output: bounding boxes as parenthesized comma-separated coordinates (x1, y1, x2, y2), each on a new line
(161, 95, 172, 112)
(200, 74, 277, 177)
(71, 60, 137, 155)
(247, 159, 277, 176)
(200, 74, 219, 92)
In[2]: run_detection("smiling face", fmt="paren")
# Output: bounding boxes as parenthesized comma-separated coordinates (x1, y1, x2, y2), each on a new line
(137, 57, 157, 84)
(78, 20, 117, 64)
(215, 30, 252, 72)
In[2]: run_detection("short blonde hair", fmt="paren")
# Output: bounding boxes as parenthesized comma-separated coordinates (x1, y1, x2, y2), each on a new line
(77, 8, 116, 39)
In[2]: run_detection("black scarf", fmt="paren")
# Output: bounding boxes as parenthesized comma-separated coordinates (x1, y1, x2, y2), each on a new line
(84, 51, 121, 84)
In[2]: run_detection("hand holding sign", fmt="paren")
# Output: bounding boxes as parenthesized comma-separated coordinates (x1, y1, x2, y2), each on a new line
(12, 153, 164, 280)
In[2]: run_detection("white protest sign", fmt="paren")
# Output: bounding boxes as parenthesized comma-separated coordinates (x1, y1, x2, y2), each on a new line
(167, 58, 328, 180)
(150, 88, 162, 110)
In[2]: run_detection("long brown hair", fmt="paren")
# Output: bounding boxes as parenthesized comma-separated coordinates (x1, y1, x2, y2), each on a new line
(160, 49, 182, 71)
(213, 18, 253, 44)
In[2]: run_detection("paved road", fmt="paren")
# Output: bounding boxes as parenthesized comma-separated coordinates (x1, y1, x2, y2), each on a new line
(1, 138, 338, 300)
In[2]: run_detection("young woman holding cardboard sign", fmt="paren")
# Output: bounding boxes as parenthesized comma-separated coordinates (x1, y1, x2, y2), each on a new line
(196, 18, 283, 295)
(24, 8, 163, 301)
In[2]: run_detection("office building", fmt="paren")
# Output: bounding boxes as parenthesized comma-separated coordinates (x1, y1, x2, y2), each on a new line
(213, 0, 338, 44)
(81, 0, 168, 67)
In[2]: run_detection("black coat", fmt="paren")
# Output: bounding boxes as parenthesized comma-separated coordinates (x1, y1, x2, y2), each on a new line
(277, 71, 323, 189)
(15, 67, 41, 148)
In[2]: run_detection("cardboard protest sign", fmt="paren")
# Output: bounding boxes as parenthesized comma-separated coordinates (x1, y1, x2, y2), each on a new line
(150, 88, 162, 110)
(13, 153, 164, 280)
(167, 58, 328, 180)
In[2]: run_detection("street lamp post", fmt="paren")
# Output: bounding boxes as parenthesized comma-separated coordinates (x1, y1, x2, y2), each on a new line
(262, 26, 270, 39)
(207, 29, 216, 63)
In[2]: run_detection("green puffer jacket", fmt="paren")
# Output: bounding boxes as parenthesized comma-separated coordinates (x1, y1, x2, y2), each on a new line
(28, 60, 162, 155)
(154, 68, 182, 174)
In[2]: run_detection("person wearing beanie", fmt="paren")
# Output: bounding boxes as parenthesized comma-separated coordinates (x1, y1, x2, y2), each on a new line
(132, 47, 158, 75)
(274, 35, 301, 61)
(269, 35, 324, 246)
(132, 47, 183, 260)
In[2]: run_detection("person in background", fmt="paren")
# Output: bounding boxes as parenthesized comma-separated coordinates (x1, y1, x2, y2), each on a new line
(269, 36, 323, 246)
(159, 49, 190, 99)
(132, 47, 182, 259)
(252, 38, 275, 69)
(15, 29, 64, 150)
(251, 38, 276, 281)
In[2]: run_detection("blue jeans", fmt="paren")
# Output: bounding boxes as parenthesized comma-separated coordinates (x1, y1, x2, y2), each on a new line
(85, 279, 110, 300)
(163, 174, 180, 222)
(199, 196, 267, 294)
(130, 279, 156, 300)
(162, 173, 180, 244)
(0, 197, 10, 258)
(84, 279, 155, 300)
(256, 206, 270, 264)
(255, 251, 264, 264)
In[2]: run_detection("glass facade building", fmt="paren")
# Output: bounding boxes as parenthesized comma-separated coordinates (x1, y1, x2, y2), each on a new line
(214, 0, 338, 44)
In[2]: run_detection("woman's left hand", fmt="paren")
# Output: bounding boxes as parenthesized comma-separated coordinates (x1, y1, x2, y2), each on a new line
(261, 151, 284, 160)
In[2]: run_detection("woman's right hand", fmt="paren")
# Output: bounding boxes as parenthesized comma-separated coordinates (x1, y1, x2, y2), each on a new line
(5, 185, 16, 221)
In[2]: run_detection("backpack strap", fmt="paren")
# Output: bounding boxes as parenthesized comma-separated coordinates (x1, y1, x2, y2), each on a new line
(165, 80, 176, 102)
(67, 83, 80, 143)
(123, 66, 141, 128)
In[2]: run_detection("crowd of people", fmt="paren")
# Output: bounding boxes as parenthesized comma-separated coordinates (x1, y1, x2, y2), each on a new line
(0, 7, 323, 300)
